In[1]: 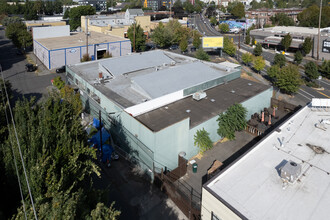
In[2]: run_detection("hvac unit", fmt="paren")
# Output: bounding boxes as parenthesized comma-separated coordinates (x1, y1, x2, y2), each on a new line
(192, 91, 207, 101)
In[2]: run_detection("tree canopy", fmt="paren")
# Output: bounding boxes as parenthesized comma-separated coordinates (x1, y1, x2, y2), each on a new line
(69, 6, 96, 31)
(298, 5, 330, 28)
(217, 104, 247, 140)
(267, 64, 302, 94)
(305, 61, 319, 80)
(219, 23, 229, 33)
(270, 13, 295, 26)
(294, 51, 303, 64)
(253, 43, 262, 56)
(319, 60, 330, 79)
(302, 37, 312, 55)
(252, 55, 266, 73)
(230, 2, 245, 18)
(127, 23, 146, 52)
(0, 81, 120, 219)
(274, 54, 286, 67)
(195, 48, 210, 61)
(194, 128, 213, 154)
(223, 37, 236, 56)
(281, 33, 292, 51)
(242, 52, 253, 66)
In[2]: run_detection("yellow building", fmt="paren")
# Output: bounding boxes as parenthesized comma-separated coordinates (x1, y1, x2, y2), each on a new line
(81, 13, 151, 39)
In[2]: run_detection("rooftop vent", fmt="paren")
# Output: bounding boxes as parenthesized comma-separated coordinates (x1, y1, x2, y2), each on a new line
(248, 83, 252, 86)
(280, 160, 301, 184)
(193, 91, 207, 101)
(231, 90, 235, 93)
(210, 99, 215, 102)
(170, 61, 176, 66)
(186, 109, 191, 113)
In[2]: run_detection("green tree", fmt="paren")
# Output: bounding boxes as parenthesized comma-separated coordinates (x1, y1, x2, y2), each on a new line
(220, 5, 226, 13)
(251, 36, 256, 45)
(90, 203, 121, 220)
(192, 30, 202, 48)
(253, 43, 262, 56)
(183, 1, 194, 13)
(273, 64, 302, 94)
(0, 91, 120, 219)
(219, 23, 229, 33)
(223, 36, 236, 56)
(305, 61, 319, 80)
(294, 51, 303, 64)
(242, 52, 253, 66)
(151, 22, 172, 48)
(195, 48, 210, 61)
(298, 5, 330, 28)
(245, 34, 250, 45)
(267, 64, 281, 80)
(302, 37, 312, 55)
(69, 6, 96, 31)
(281, 33, 292, 51)
(319, 60, 330, 79)
(230, 2, 245, 18)
(274, 54, 286, 67)
(127, 23, 146, 52)
(24, 1, 38, 20)
(217, 103, 247, 140)
(252, 55, 266, 73)
(210, 16, 217, 26)
(1, 16, 21, 26)
(194, 128, 213, 154)
(179, 37, 188, 53)
(270, 13, 295, 26)
(5, 22, 32, 49)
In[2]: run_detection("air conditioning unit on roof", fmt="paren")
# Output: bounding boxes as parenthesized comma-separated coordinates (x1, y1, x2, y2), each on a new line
(193, 91, 207, 101)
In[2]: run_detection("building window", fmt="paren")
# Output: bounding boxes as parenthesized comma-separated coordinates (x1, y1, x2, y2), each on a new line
(211, 212, 220, 220)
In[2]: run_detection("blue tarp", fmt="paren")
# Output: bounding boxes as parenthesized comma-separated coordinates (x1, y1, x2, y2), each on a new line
(89, 127, 111, 151)
(102, 144, 114, 163)
(93, 118, 103, 129)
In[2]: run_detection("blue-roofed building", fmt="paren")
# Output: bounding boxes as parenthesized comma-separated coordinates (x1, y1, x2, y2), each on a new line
(66, 50, 273, 177)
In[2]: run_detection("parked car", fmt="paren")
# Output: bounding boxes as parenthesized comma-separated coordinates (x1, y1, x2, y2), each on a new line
(169, 45, 179, 50)
(56, 65, 66, 73)
(25, 64, 36, 72)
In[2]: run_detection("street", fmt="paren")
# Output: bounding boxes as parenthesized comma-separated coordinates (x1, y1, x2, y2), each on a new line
(0, 27, 56, 103)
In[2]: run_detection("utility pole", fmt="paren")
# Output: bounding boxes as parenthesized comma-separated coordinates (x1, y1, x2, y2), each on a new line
(85, 18, 89, 57)
(133, 23, 136, 52)
(169, 0, 172, 19)
(99, 110, 103, 158)
(317, 0, 323, 60)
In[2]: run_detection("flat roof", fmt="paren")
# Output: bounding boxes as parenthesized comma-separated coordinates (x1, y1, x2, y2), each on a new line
(69, 51, 239, 109)
(205, 104, 330, 219)
(135, 78, 270, 131)
(253, 26, 319, 36)
(35, 31, 127, 50)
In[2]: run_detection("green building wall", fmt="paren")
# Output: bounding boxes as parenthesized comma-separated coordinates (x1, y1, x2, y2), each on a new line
(67, 68, 273, 172)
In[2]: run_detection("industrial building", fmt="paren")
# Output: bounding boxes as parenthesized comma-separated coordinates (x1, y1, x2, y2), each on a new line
(66, 50, 272, 174)
(250, 26, 330, 60)
(33, 25, 131, 70)
(81, 9, 150, 38)
(202, 99, 330, 220)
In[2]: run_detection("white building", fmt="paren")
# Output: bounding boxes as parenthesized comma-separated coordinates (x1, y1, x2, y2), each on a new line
(202, 99, 330, 220)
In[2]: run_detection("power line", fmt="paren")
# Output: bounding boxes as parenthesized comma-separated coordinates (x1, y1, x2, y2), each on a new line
(0, 83, 27, 220)
(0, 66, 38, 220)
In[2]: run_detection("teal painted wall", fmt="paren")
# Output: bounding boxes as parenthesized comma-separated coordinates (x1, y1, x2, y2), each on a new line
(68, 68, 273, 171)
(154, 118, 190, 170)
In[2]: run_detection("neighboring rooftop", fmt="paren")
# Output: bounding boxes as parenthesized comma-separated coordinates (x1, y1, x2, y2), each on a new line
(253, 26, 319, 35)
(205, 103, 330, 220)
(135, 77, 270, 131)
(24, 20, 65, 24)
(35, 31, 127, 50)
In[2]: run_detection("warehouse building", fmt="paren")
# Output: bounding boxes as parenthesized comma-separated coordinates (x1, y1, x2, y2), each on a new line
(202, 99, 330, 220)
(33, 25, 131, 70)
(250, 26, 330, 60)
(66, 50, 272, 174)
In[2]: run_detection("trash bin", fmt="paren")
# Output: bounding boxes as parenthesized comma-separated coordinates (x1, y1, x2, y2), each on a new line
(192, 163, 198, 173)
